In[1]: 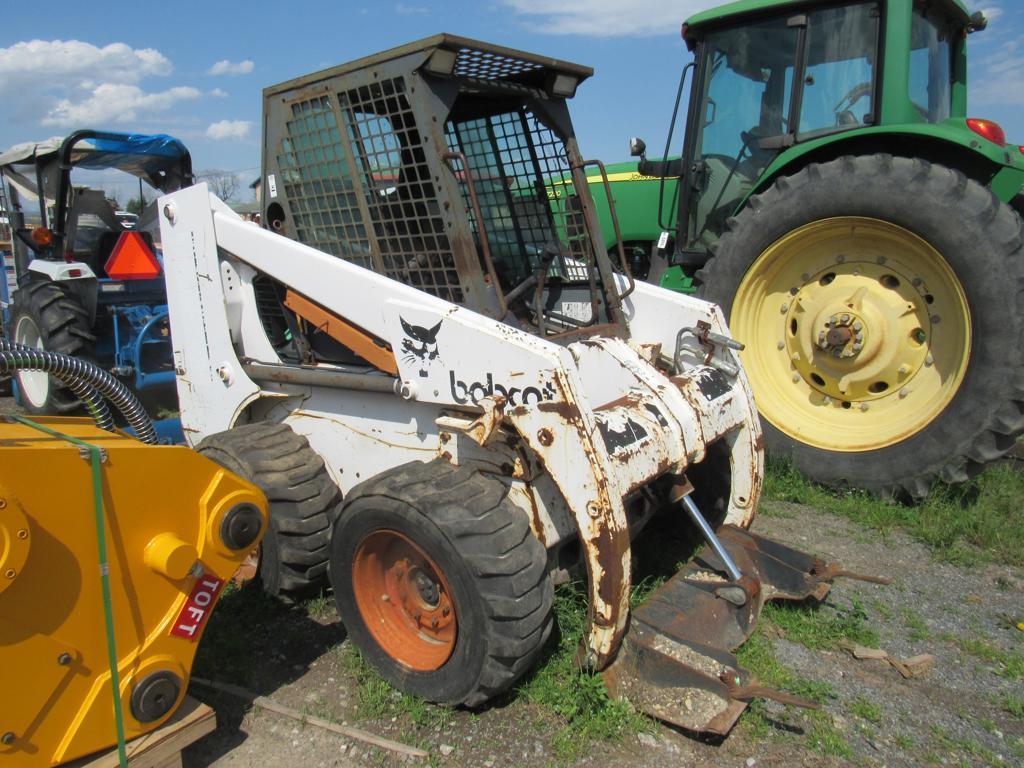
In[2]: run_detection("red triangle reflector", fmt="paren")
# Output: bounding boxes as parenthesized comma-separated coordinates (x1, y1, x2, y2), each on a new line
(104, 232, 162, 280)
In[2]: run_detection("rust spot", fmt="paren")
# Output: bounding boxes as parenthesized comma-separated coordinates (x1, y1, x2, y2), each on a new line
(595, 393, 641, 412)
(441, 451, 452, 462)
(439, 432, 451, 444)
(754, 432, 765, 452)
(537, 401, 581, 420)
(524, 486, 547, 548)
(537, 428, 554, 446)
(592, 520, 628, 633)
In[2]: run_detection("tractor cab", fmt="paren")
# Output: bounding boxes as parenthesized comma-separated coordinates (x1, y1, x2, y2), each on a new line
(0, 131, 192, 419)
(633, 0, 986, 264)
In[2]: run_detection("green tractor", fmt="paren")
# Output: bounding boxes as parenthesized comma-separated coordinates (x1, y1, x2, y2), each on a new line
(615, 0, 1024, 498)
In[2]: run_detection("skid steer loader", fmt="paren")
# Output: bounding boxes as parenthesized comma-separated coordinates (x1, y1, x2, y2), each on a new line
(158, 35, 870, 734)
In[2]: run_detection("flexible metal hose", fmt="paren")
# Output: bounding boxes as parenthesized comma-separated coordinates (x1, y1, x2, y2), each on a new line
(0, 340, 157, 444)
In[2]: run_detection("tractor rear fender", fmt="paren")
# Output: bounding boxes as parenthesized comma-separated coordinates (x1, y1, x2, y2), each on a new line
(159, 183, 762, 668)
(747, 123, 1024, 209)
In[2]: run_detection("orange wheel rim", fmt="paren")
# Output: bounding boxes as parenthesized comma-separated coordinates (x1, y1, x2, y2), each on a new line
(352, 530, 457, 671)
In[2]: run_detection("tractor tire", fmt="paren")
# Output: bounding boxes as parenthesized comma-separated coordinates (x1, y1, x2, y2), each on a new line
(196, 422, 341, 597)
(331, 460, 553, 706)
(10, 279, 97, 414)
(697, 154, 1024, 498)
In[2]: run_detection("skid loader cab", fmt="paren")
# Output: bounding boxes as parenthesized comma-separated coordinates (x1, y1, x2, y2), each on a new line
(261, 34, 631, 360)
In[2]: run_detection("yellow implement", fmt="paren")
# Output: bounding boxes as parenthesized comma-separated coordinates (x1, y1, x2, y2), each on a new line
(0, 416, 266, 767)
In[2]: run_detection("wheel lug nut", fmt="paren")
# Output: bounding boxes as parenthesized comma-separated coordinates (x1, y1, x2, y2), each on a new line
(830, 315, 839, 326)
(792, 374, 801, 383)
(841, 314, 850, 324)
(860, 403, 870, 412)
(899, 388, 909, 399)
(780, 303, 790, 313)
(777, 341, 785, 350)
(381, 594, 390, 602)
(442, 606, 450, 617)
(853, 322, 863, 332)
(925, 353, 934, 367)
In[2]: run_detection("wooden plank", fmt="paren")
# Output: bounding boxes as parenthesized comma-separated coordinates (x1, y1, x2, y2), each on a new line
(190, 677, 427, 758)
(66, 697, 216, 768)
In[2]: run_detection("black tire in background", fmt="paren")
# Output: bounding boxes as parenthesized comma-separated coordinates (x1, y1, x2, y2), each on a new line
(11, 279, 97, 414)
(197, 422, 341, 596)
(697, 154, 1024, 498)
(332, 460, 553, 707)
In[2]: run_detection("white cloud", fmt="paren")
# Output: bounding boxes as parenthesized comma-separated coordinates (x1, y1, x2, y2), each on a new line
(42, 84, 201, 127)
(206, 120, 253, 140)
(499, 0, 715, 36)
(209, 88, 229, 98)
(207, 59, 254, 76)
(972, 40, 1024, 106)
(0, 39, 171, 93)
(396, 3, 429, 14)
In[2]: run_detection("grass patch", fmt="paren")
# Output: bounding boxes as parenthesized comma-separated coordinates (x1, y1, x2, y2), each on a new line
(848, 696, 882, 724)
(894, 733, 915, 750)
(764, 459, 1024, 567)
(735, 621, 849, 757)
(901, 607, 930, 643)
(762, 595, 879, 651)
(997, 692, 1024, 720)
(337, 644, 455, 730)
(517, 585, 652, 763)
(303, 591, 332, 620)
(955, 638, 1024, 680)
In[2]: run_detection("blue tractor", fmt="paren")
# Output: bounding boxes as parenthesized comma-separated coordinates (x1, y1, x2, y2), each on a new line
(0, 130, 192, 439)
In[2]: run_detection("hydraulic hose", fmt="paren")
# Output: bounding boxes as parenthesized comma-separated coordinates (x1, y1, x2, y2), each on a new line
(0, 340, 157, 444)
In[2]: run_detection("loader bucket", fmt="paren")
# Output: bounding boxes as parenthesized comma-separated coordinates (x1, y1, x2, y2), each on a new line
(602, 526, 874, 734)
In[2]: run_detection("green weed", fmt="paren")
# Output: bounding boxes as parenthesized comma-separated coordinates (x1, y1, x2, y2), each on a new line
(848, 696, 882, 724)
(761, 596, 879, 651)
(764, 460, 1024, 567)
(517, 585, 652, 762)
(900, 607, 930, 642)
(956, 638, 1024, 680)
(997, 692, 1024, 720)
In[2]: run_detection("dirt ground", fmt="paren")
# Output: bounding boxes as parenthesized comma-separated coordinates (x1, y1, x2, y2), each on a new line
(181, 501, 1024, 768)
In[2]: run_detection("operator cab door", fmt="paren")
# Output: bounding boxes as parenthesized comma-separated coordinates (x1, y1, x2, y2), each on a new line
(679, 3, 881, 257)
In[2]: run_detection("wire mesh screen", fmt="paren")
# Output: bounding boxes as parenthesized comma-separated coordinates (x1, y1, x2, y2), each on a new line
(278, 95, 374, 269)
(339, 77, 462, 303)
(444, 108, 593, 291)
(453, 47, 545, 82)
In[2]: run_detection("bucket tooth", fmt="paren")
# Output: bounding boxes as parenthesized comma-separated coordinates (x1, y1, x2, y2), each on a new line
(604, 526, 859, 734)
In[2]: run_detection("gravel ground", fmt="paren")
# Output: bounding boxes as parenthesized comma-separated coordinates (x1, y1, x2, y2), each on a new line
(182, 500, 1024, 768)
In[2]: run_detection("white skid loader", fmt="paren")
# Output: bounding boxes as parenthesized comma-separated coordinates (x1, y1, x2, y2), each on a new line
(158, 36, 870, 734)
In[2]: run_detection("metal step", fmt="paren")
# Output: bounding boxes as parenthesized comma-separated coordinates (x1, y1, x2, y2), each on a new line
(602, 525, 867, 735)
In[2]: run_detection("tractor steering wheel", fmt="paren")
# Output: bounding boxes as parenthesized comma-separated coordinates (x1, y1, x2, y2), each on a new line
(834, 81, 873, 126)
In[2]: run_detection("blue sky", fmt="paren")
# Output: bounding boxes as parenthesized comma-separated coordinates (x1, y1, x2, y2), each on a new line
(0, 1, 1019, 203)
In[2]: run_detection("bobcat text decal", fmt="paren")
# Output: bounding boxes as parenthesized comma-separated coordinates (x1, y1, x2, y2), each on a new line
(450, 371, 556, 407)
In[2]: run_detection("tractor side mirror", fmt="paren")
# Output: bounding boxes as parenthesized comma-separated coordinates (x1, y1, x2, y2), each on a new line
(629, 137, 647, 158)
(968, 11, 987, 32)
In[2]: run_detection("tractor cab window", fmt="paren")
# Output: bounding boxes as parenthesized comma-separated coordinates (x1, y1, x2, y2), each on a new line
(909, 6, 953, 123)
(798, 4, 879, 137)
(689, 17, 798, 245)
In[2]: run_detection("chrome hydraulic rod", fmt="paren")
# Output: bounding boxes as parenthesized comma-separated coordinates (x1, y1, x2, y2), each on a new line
(681, 494, 743, 582)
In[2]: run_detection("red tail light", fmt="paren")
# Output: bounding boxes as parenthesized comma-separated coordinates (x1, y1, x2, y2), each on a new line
(31, 227, 53, 247)
(967, 118, 1006, 147)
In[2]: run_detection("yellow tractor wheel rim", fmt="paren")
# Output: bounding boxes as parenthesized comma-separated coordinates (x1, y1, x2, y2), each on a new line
(732, 217, 971, 452)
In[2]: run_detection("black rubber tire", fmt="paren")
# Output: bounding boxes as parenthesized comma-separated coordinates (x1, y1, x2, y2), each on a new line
(331, 460, 553, 707)
(10, 279, 97, 414)
(697, 154, 1024, 498)
(197, 422, 341, 596)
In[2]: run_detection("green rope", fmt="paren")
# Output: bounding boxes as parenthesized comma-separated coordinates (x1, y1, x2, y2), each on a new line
(12, 416, 129, 768)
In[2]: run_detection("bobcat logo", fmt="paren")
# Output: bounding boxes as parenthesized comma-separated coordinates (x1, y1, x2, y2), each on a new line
(400, 317, 442, 377)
